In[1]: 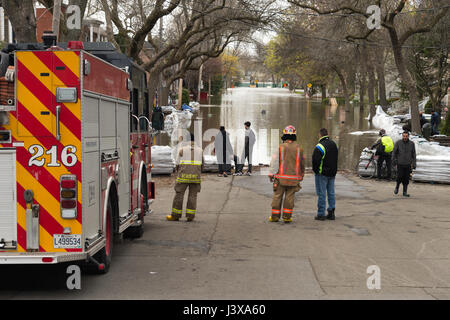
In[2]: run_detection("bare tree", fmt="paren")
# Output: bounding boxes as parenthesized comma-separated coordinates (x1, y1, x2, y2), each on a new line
(288, 0, 450, 133)
(1, 0, 36, 42)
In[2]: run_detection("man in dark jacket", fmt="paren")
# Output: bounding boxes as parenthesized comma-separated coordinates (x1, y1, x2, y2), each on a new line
(431, 111, 441, 135)
(392, 131, 416, 197)
(312, 128, 338, 221)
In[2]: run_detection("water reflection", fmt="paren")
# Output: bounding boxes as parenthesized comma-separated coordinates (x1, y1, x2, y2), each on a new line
(156, 88, 379, 171)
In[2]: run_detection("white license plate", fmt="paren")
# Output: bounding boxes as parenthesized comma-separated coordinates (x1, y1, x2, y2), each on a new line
(53, 234, 82, 249)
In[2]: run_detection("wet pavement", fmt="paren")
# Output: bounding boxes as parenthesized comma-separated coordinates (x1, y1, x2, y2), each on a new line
(3, 173, 450, 299)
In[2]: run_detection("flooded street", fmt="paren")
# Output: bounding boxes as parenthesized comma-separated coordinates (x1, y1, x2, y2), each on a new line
(159, 87, 380, 171)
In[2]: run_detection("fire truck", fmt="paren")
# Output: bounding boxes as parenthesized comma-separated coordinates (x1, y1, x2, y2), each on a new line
(0, 36, 155, 273)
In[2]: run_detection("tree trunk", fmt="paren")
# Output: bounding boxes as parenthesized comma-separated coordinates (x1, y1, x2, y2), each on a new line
(367, 63, 376, 121)
(359, 47, 368, 110)
(333, 66, 350, 111)
(161, 86, 169, 106)
(321, 84, 327, 101)
(388, 28, 421, 134)
(375, 52, 388, 109)
(148, 70, 159, 108)
(347, 65, 357, 97)
(2, 0, 36, 42)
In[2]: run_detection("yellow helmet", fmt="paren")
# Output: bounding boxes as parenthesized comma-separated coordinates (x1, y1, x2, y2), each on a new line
(283, 125, 296, 135)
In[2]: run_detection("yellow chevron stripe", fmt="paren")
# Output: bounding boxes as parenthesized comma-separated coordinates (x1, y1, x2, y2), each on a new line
(53, 51, 80, 77)
(9, 114, 82, 198)
(16, 162, 82, 234)
(16, 52, 81, 120)
(17, 80, 82, 147)
(17, 205, 26, 252)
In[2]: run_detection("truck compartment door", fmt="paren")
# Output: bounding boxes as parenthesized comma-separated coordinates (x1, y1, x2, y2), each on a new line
(0, 149, 17, 249)
(16, 51, 55, 137)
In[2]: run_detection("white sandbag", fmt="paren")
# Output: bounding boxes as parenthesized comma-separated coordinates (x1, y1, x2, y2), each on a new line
(151, 145, 176, 175)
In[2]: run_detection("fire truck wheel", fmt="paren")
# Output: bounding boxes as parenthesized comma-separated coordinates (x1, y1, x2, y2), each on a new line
(92, 197, 115, 274)
(124, 176, 146, 239)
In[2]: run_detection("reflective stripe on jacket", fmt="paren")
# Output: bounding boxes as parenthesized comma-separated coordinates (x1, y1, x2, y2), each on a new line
(269, 142, 305, 186)
(176, 143, 204, 184)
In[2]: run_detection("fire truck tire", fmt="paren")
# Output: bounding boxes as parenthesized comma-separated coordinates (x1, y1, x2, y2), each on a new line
(124, 175, 147, 239)
(91, 197, 115, 274)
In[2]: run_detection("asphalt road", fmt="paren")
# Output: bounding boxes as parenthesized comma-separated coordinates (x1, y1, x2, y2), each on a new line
(1, 172, 450, 299)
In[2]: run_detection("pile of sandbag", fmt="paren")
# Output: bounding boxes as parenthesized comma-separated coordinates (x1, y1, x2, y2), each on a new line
(202, 155, 219, 172)
(161, 105, 177, 114)
(151, 145, 176, 175)
(412, 156, 450, 184)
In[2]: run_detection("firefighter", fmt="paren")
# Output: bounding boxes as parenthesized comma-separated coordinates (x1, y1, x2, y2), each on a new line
(167, 133, 204, 221)
(268, 125, 305, 223)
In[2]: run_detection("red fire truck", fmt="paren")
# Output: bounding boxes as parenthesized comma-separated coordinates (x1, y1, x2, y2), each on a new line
(0, 37, 155, 273)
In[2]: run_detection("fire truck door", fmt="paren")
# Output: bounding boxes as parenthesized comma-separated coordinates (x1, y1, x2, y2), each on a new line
(16, 51, 55, 137)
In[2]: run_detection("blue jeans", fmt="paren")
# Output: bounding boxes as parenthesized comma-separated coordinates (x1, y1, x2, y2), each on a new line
(315, 174, 336, 216)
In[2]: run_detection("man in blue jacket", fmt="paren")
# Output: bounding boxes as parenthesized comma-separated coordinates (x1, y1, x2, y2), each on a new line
(312, 128, 339, 221)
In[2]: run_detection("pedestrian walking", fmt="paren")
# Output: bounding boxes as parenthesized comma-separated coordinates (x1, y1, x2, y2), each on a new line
(392, 131, 416, 197)
(312, 128, 338, 221)
(167, 133, 204, 221)
(268, 125, 305, 223)
(234, 121, 256, 176)
(214, 126, 233, 177)
(371, 129, 394, 180)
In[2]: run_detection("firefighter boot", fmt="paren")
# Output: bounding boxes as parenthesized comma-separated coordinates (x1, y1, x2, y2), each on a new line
(282, 211, 293, 223)
(186, 211, 195, 222)
(283, 217, 292, 223)
(166, 215, 180, 221)
(269, 216, 280, 222)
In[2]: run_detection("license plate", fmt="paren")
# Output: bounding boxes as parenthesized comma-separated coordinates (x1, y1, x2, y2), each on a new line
(53, 234, 82, 249)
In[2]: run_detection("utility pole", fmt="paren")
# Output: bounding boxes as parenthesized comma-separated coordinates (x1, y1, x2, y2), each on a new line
(52, 0, 62, 41)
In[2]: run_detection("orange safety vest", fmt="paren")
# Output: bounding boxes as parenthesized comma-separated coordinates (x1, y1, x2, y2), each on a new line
(272, 143, 305, 186)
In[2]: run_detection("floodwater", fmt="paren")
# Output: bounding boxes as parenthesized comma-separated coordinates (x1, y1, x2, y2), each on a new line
(158, 87, 380, 171)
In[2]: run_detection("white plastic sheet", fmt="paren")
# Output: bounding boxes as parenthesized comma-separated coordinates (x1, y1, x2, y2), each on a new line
(151, 145, 176, 175)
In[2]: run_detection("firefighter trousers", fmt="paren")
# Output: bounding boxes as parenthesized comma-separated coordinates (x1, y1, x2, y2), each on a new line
(271, 183, 300, 219)
(171, 182, 201, 219)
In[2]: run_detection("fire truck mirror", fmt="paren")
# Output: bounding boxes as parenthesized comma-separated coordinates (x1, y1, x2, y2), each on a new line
(84, 60, 91, 76)
(24, 189, 34, 204)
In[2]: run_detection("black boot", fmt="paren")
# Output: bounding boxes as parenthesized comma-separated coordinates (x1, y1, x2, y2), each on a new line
(326, 208, 335, 220)
(403, 184, 410, 197)
(394, 184, 399, 195)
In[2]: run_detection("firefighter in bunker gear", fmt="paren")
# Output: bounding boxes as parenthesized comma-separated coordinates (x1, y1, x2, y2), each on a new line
(167, 134, 204, 221)
(268, 125, 305, 223)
